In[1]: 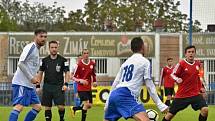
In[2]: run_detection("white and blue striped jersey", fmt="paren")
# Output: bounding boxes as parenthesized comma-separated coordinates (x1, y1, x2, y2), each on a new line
(107, 53, 168, 112)
(113, 53, 152, 98)
(12, 42, 40, 88)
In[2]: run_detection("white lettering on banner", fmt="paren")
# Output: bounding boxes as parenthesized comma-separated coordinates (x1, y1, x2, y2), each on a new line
(63, 37, 88, 55)
(91, 48, 115, 56)
(205, 37, 215, 44)
(196, 49, 206, 56)
(9, 37, 30, 55)
(206, 49, 215, 56)
(9, 37, 50, 56)
(91, 36, 115, 47)
(192, 36, 204, 45)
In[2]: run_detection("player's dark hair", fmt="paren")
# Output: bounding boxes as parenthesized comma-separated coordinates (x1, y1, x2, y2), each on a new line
(184, 45, 196, 53)
(131, 37, 144, 53)
(49, 40, 58, 47)
(82, 49, 89, 54)
(34, 28, 47, 35)
(167, 57, 173, 61)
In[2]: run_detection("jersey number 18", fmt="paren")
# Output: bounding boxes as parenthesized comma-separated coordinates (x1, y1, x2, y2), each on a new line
(122, 64, 134, 82)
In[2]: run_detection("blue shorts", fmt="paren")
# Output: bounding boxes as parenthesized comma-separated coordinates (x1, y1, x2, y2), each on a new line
(104, 87, 145, 120)
(73, 82, 78, 94)
(12, 84, 40, 106)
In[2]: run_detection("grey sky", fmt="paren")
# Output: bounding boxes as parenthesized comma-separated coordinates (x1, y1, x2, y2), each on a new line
(18, 0, 189, 15)
(178, 0, 189, 14)
(18, 0, 87, 17)
(17, 1, 215, 30)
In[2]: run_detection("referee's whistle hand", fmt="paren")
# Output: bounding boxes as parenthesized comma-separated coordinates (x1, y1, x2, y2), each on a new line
(62, 85, 68, 91)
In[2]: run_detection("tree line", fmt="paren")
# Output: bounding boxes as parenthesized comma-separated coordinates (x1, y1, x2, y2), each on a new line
(0, 0, 202, 32)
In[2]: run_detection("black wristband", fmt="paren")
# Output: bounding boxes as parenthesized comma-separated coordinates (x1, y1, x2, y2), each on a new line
(64, 82, 68, 87)
(36, 84, 40, 88)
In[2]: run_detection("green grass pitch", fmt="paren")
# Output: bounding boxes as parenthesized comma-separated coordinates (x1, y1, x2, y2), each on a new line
(0, 105, 214, 121)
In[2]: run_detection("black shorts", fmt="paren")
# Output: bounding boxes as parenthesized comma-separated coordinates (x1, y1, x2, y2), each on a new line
(42, 85, 65, 107)
(169, 95, 208, 115)
(164, 87, 174, 96)
(78, 91, 93, 104)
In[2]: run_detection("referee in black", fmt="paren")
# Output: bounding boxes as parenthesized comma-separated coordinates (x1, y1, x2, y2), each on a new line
(37, 40, 70, 121)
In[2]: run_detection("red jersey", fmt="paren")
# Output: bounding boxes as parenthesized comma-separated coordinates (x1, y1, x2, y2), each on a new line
(74, 59, 96, 91)
(171, 59, 201, 98)
(160, 66, 175, 88)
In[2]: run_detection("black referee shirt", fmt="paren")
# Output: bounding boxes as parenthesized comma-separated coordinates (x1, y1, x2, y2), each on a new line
(40, 54, 69, 86)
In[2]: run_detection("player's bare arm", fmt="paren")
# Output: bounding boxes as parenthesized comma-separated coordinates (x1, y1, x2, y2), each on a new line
(145, 79, 168, 112)
(92, 65, 97, 87)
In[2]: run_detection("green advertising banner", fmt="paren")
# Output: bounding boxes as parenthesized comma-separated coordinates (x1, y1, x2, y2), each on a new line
(183, 33, 215, 58)
(8, 33, 155, 57)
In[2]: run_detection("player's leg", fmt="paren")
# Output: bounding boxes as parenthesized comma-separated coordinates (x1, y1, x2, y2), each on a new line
(71, 104, 83, 117)
(73, 82, 81, 107)
(81, 100, 90, 121)
(199, 107, 208, 121)
(164, 88, 171, 106)
(199, 97, 208, 121)
(133, 112, 150, 121)
(190, 95, 208, 121)
(162, 98, 189, 121)
(169, 88, 175, 105)
(162, 112, 175, 121)
(130, 101, 149, 121)
(44, 107, 52, 121)
(9, 104, 24, 121)
(165, 96, 171, 106)
(9, 85, 25, 121)
(70, 82, 81, 116)
(71, 91, 84, 116)
(104, 89, 122, 121)
(41, 87, 53, 121)
(71, 92, 81, 114)
(57, 105, 65, 121)
(74, 93, 81, 106)
(24, 88, 42, 121)
(111, 87, 147, 121)
(81, 91, 93, 121)
(24, 103, 42, 121)
(53, 89, 66, 121)
(82, 91, 93, 110)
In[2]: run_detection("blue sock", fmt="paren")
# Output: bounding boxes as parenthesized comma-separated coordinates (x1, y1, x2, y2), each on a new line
(24, 108, 39, 121)
(9, 109, 20, 121)
(75, 97, 81, 107)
